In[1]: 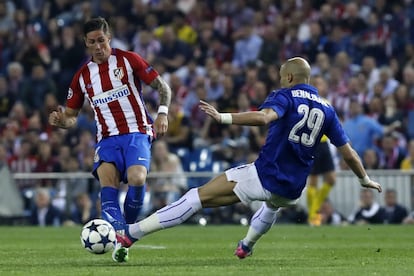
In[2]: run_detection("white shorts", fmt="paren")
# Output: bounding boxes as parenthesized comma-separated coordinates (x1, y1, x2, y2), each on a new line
(226, 163, 297, 209)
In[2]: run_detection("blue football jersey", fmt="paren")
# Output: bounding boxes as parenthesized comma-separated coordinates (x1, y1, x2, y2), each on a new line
(254, 84, 349, 199)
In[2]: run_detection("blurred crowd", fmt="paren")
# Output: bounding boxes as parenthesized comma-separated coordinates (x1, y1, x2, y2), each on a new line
(1, 0, 414, 225)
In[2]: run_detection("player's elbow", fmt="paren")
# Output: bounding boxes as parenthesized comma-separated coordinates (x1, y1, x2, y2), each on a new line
(255, 116, 268, 126)
(258, 109, 278, 125)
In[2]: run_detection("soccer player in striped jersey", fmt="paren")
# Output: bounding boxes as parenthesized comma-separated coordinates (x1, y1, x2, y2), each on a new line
(48, 17, 172, 262)
(113, 57, 381, 262)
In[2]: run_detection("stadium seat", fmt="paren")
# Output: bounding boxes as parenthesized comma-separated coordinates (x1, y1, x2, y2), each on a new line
(172, 147, 191, 171)
(187, 148, 214, 188)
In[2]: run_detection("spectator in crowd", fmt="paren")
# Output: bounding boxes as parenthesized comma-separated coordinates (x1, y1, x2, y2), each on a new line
(20, 64, 57, 113)
(382, 189, 408, 224)
(157, 25, 191, 73)
(164, 100, 192, 151)
(378, 133, 406, 169)
(0, 75, 15, 118)
(343, 100, 385, 158)
(378, 95, 404, 130)
(54, 155, 90, 213)
(132, 29, 161, 64)
(340, 2, 367, 35)
(360, 56, 380, 93)
(15, 25, 52, 74)
(148, 140, 187, 211)
(402, 65, 414, 99)
(258, 26, 280, 66)
(311, 52, 331, 79)
(358, 11, 391, 65)
(362, 148, 381, 170)
(317, 3, 337, 36)
(8, 139, 37, 189)
(29, 187, 63, 226)
(231, 22, 263, 73)
(5, 61, 25, 99)
(205, 69, 224, 101)
(51, 24, 86, 104)
(349, 189, 385, 224)
(400, 139, 414, 170)
(302, 21, 327, 64)
(319, 199, 347, 226)
(34, 140, 60, 187)
(375, 67, 399, 98)
(70, 192, 97, 225)
(394, 84, 414, 116)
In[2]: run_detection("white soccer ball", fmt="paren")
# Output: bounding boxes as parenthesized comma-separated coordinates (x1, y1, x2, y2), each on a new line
(80, 219, 116, 254)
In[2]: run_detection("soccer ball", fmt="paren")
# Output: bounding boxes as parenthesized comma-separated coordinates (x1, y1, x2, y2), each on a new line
(80, 219, 116, 254)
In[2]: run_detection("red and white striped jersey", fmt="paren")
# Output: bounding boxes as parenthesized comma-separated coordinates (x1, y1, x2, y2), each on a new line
(66, 48, 159, 142)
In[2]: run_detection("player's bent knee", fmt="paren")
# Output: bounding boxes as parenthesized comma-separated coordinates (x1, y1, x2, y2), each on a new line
(127, 170, 147, 185)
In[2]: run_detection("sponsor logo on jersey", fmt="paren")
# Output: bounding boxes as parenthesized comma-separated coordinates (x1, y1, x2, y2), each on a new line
(113, 67, 124, 80)
(92, 85, 131, 107)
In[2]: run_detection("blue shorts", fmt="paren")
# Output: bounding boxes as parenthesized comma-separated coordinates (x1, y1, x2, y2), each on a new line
(92, 133, 152, 183)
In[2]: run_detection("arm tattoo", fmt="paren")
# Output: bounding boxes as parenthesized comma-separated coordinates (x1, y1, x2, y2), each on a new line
(150, 76, 172, 107)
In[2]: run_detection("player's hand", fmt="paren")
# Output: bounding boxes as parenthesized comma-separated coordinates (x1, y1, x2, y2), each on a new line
(49, 106, 66, 128)
(154, 113, 168, 137)
(199, 100, 220, 122)
(361, 180, 382, 193)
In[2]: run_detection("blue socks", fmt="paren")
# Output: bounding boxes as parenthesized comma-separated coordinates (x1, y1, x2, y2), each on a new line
(123, 185, 146, 223)
(101, 186, 125, 231)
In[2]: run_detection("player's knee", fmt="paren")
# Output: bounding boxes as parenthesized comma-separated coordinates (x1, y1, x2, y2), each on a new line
(127, 169, 147, 185)
(198, 188, 212, 204)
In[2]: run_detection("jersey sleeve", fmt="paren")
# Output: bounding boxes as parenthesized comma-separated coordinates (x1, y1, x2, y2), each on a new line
(66, 71, 85, 110)
(369, 118, 385, 137)
(325, 112, 350, 147)
(125, 51, 159, 85)
(259, 90, 290, 118)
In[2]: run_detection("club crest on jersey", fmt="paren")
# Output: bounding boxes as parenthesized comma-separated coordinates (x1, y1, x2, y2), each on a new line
(113, 67, 124, 80)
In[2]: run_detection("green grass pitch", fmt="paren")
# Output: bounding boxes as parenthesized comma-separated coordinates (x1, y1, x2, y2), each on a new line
(0, 224, 412, 275)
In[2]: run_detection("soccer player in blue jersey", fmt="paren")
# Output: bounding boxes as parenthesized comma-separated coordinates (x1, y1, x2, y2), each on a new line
(112, 57, 382, 262)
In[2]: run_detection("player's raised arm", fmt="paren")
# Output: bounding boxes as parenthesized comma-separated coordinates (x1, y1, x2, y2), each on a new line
(48, 106, 79, 129)
(199, 100, 278, 126)
(337, 143, 382, 192)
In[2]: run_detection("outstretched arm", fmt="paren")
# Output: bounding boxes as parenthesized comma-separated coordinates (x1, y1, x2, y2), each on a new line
(150, 76, 172, 136)
(48, 106, 79, 129)
(199, 100, 278, 126)
(150, 76, 172, 108)
(338, 143, 382, 192)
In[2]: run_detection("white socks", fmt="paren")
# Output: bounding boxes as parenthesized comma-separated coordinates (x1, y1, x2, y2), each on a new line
(243, 202, 278, 249)
(129, 188, 202, 240)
